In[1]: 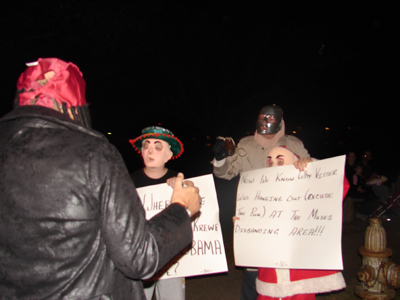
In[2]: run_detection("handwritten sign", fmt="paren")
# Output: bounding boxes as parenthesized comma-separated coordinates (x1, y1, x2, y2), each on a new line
(234, 155, 346, 270)
(136, 174, 228, 279)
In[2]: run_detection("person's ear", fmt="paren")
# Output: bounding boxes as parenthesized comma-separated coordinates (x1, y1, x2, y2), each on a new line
(164, 148, 173, 163)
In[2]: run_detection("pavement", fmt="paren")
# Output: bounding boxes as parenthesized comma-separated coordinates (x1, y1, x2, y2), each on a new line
(185, 214, 400, 300)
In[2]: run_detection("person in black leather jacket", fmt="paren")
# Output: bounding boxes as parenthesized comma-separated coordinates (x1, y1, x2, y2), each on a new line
(0, 58, 201, 300)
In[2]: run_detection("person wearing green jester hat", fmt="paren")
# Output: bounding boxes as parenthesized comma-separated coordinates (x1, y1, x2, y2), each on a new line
(130, 126, 187, 300)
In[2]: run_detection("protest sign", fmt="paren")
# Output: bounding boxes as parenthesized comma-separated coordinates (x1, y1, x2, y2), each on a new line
(136, 174, 228, 279)
(234, 155, 346, 270)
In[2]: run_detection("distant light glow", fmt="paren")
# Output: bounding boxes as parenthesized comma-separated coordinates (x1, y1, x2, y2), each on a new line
(293, 131, 297, 134)
(107, 132, 112, 135)
(325, 127, 329, 130)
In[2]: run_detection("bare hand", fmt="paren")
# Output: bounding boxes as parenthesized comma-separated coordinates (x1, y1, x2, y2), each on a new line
(293, 158, 313, 172)
(171, 173, 201, 216)
(166, 177, 177, 188)
(232, 216, 240, 223)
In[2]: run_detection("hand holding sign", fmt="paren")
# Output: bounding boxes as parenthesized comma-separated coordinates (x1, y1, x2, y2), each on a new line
(137, 174, 228, 279)
(294, 158, 313, 172)
(234, 153, 346, 270)
(171, 173, 201, 216)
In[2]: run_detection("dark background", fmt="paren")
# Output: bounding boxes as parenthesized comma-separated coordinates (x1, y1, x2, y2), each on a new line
(1, 2, 399, 213)
(2, 5, 400, 297)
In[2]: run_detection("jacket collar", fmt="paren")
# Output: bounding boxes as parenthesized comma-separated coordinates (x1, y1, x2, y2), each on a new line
(0, 105, 104, 139)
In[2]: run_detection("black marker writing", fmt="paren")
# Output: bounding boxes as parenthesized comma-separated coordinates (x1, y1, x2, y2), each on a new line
(269, 210, 283, 219)
(166, 262, 179, 276)
(304, 189, 334, 201)
(235, 225, 279, 235)
(254, 190, 282, 202)
(315, 168, 337, 179)
(307, 209, 332, 220)
(260, 174, 269, 183)
(241, 174, 255, 184)
(250, 206, 266, 218)
(298, 170, 312, 180)
(290, 210, 301, 220)
(276, 172, 294, 182)
(190, 239, 223, 255)
(237, 207, 245, 216)
(237, 194, 249, 201)
(287, 195, 300, 202)
(142, 194, 171, 211)
(193, 218, 219, 232)
(288, 226, 325, 236)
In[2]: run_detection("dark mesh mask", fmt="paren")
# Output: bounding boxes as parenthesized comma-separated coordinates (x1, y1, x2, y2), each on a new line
(256, 105, 283, 135)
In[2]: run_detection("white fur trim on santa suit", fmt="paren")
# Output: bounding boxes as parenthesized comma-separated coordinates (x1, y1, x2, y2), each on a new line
(256, 268, 346, 298)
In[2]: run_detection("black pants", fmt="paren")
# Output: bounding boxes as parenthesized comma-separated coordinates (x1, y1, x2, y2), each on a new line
(240, 269, 258, 300)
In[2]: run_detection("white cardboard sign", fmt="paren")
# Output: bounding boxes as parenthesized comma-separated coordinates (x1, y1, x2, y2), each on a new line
(136, 174, 228, 279)
(234, 155, 346, 270)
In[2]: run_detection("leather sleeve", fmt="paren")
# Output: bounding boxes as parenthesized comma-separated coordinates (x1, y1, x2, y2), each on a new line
(90, 142, 192, 280)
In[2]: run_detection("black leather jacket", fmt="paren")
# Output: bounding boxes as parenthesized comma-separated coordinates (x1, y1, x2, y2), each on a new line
(0, 106, 192, 299)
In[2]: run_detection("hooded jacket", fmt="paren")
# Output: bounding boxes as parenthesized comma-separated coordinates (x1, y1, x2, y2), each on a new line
(213, 134, 311, 180)
(0, 106, 192, 299)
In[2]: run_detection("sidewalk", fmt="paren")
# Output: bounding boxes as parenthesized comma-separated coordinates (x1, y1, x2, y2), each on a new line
(186, 216, 400, 300)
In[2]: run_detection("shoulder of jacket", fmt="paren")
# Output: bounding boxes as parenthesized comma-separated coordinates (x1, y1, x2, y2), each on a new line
(238, 135, 255, 145)
(1, 106, 106, 141)
(283, 135, 303, 143)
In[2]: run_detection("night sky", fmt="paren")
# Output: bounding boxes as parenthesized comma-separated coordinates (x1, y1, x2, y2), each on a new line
(1, 1, 399, 181)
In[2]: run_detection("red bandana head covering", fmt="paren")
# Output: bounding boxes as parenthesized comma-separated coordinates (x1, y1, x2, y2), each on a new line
(277, 145, 300, 160)
(16, 58, 86, 109)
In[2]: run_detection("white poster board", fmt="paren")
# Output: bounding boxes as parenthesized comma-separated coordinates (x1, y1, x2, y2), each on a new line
(234, 155, 346, 270)
(137, 174, 228, 279)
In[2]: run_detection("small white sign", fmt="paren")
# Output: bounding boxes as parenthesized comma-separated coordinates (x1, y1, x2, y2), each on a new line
(136, 174, 228, 279)
(234, 155, 346, 270)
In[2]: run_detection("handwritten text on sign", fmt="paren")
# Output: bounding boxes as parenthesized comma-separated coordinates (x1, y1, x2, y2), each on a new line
(234, 155, 346, 270)
(137, 174, 228, 279)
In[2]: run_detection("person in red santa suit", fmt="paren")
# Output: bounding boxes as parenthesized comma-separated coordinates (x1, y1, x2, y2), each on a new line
(256, 146, 349, 300)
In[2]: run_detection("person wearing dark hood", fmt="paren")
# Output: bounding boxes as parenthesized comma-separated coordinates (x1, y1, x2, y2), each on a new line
(0, 58, 201, 300)
(212, 104, 312, 300)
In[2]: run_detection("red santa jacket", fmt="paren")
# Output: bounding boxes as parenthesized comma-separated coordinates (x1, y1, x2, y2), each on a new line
(256, 178, 350, 298)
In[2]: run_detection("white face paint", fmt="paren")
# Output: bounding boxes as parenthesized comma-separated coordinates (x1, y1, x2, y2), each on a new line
(267, 147, 298, 167)
(141, 138, 173, 168)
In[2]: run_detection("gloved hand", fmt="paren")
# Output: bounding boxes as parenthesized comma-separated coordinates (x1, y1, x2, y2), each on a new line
(212, 137, 236, 160)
